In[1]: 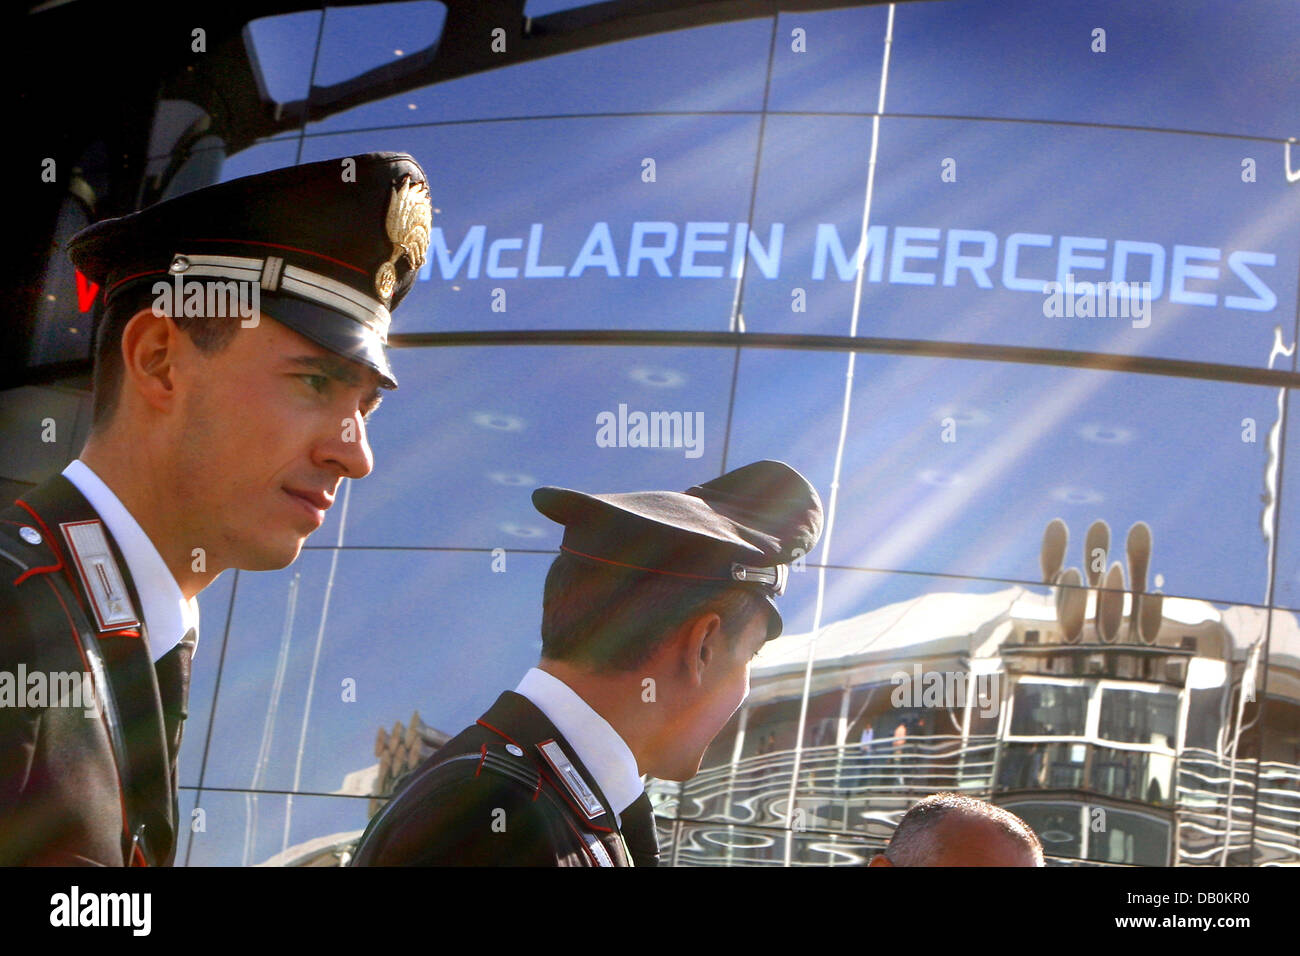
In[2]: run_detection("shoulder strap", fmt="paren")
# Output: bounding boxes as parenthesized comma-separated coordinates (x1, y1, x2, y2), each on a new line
(0, 506, 151, 866)
(365, 745, 617, 867)
(474, 724, 630, 865)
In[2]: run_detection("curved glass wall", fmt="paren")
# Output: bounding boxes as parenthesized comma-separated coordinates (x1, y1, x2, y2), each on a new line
(108, 0, 1300, 865)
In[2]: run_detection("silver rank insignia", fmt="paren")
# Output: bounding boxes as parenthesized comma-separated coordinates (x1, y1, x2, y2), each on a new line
(538, 739, 606, 820)
(61, 520, 140, 632)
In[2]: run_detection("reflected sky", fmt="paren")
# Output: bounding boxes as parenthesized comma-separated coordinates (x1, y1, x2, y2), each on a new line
(243, 10, 321, 105)
(313, 2, 445, 90)
(306, 16, 773, 131)
(219, 2, 1300, 359)
(887, 0, 1300, 140)
(746, 115, 1299, 366)
(728, 350, 1280, 611)
(182, 788, 369, 866)
(195, 549, 552, 795)
(327, 345, 735, 548)
(301, 116, 766, 333)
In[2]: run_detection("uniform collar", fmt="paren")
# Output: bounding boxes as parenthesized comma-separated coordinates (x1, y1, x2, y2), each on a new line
(515, 667, 643, 826)
(62, 459, 199, 662)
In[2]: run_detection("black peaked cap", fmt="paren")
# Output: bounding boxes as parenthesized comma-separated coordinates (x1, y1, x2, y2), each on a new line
(67, 152, 431, 389)
(532, 460, 824, 639)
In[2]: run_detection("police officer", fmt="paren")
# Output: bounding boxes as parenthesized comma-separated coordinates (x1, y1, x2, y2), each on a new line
(0, 152, 431, 865)
(351, 459, 823, 867)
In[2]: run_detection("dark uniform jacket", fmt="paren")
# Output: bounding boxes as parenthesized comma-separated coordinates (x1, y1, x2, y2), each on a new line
(0, 476, 193, 866)
(351, 691, 660, 867)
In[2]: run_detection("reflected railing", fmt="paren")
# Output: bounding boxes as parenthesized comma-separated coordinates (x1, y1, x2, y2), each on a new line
(648, 739, 1300, 866)
(1176, 747, 1300, 866)
(650, 735, 999, 844)
(1255, 760, 1300, 865)
(649, 735, 998, 867)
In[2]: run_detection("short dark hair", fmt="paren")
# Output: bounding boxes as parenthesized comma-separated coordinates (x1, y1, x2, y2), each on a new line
(539, 551, 768, 672)
(886, 792, 1043, 866)
(90, 284, 241, 428)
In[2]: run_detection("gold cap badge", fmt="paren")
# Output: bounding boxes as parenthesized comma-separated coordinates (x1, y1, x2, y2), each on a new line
(375, 176, 432, 303)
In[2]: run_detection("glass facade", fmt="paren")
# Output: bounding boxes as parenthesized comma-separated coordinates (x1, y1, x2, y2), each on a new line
(21, 0, 1300, 865)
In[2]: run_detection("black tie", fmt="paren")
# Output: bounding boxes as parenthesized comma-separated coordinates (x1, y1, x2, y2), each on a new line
(620, 791, 661, 867)
(155, 628, 196, 764)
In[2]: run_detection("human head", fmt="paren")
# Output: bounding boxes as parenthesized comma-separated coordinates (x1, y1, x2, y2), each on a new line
(869, 793, 1043, 867)
(73, 151, 430, 430)
(532, 460, 824, 780)
(532, 459, 824, 640)
(89, 287, 237, 429)
(67, 152, 430, 579)
(541, 554, 772, 780)
(540, 551, 768, 670)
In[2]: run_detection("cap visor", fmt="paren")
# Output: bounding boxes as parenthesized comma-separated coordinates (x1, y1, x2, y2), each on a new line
(262, 293, 397, 389)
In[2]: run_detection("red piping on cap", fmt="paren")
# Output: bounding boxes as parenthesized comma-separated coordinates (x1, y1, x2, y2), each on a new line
(105, 269, 169, 300)
(188, 238, 367, 274)
(105, 237, 371, 301)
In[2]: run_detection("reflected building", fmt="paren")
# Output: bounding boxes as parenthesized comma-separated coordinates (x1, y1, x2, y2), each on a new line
(649, 587, 1300, 866)
(296, 585, 1300, 868)
(365, 712, 451, 818)
(262, 712, 451, 867)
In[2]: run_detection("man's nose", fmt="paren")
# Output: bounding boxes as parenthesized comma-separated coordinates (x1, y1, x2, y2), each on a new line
(316, 410, 375, 480)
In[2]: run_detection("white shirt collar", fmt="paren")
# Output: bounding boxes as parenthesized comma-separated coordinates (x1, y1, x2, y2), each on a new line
(62, 460, 199, 662)
(515, 667, 643, 826)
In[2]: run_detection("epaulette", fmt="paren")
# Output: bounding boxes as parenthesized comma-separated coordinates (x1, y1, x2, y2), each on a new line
(0, 503, 140, 633)
(473, 720, 613, 826)
(463, 741, 619, 867)
(406, 743, 543, 799)
(374, 739, 620, 866)
(471, 743, 545, 798)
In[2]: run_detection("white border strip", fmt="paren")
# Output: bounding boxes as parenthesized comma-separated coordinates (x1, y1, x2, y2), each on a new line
(171, 253, 391, 341)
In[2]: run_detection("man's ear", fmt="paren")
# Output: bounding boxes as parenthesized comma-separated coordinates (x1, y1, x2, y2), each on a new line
(675, 611, 723, 686)
(119, 306, 183, 413)
(868, 853, 894, 867)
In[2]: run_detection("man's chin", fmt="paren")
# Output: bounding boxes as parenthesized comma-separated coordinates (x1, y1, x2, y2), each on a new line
(237, 538, 306, 572)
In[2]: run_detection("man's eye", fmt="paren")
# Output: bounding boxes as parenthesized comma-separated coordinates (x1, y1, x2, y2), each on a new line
(299, 374, 330, 393)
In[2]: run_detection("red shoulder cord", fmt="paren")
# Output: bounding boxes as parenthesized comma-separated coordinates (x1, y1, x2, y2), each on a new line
(7, 502, 65, 586)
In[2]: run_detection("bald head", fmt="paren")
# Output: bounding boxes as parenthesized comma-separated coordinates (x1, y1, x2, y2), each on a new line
(870, 793, 1043, 867)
